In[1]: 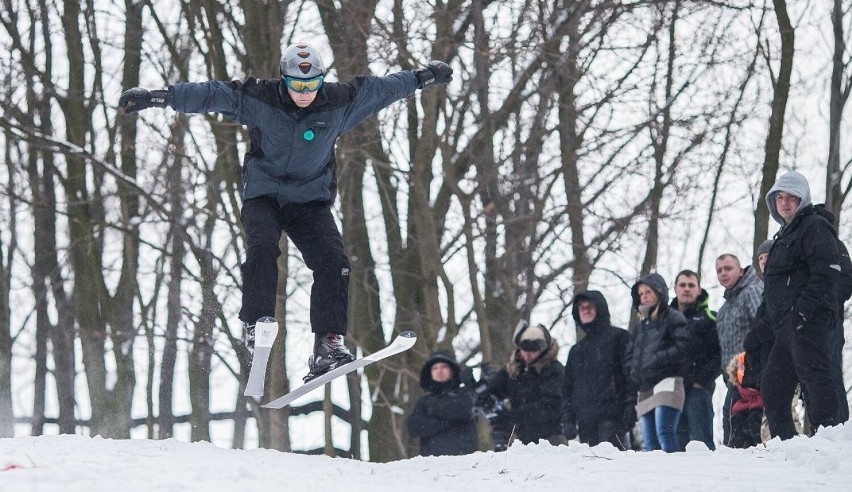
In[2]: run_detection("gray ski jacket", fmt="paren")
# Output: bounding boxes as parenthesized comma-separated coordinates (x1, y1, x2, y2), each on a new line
(169, 71, 418, 205)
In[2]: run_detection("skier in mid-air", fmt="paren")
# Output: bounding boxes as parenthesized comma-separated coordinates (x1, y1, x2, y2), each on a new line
(120, 43, 452, 382)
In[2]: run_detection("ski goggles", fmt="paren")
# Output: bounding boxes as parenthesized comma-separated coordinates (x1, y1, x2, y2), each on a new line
(518, 339, 547, 352)
(284, 75, 324, 93)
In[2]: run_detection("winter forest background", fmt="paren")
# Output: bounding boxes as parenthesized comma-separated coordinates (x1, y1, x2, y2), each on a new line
(1, 0, 852, 462)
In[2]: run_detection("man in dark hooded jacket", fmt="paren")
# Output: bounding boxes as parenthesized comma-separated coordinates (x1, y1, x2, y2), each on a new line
(489, 322, 565, 446)
(762, 171, 840, 439)
(561, 291, 634, 449)
(406, 350, 478, 456)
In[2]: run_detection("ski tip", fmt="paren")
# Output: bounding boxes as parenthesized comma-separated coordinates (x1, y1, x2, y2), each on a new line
(257, 316, 277, 323)
(399, 331, 416, 339)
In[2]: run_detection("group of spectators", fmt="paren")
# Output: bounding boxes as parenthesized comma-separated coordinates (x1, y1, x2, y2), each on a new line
(406, 171, 851, 456)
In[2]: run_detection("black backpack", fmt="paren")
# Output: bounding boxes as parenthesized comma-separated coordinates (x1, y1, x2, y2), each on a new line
(814, 204, 852, 311)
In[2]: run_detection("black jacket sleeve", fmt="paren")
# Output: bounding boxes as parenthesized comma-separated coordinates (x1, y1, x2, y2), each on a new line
(693, 319, 722, 388)
(617, 330, 637, 419)
(796, 218, 841, 318)
(406, 397, 453, 439)
(561, 347, 577, 424)
(655, 310, 690, 369)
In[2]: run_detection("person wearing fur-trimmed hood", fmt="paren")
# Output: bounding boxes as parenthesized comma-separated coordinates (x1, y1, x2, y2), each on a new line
(488, 322, 566, 446)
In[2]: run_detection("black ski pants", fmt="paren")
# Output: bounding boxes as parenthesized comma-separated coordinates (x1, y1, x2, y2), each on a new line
(761, 311, 837, 439)
(239, 197, 349, 335)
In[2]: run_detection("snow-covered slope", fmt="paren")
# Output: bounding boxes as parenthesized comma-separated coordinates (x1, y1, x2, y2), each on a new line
(2, 423, 852, 491)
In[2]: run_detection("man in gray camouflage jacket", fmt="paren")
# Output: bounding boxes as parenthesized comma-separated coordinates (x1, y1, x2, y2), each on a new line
(715, 253, 763, 444)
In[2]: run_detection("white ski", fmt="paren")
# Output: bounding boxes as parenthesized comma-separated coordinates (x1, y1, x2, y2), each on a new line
(244, 317, 280, 397)
(262, 331, 417, 409)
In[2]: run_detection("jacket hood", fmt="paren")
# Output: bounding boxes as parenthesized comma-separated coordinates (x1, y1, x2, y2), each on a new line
(814, 203, 838, 227)
(724, 265, 761, 300)
(766, 171, 813, 226)
(420, 350, 461, 393)
(631, 273, 670, 311)
(571, 290, 612, 331)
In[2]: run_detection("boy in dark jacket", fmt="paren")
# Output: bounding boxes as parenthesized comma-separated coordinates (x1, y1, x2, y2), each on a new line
(561, 291, 634, 449)
(406, 351, 478, 456)
(119, 44, 452, 381)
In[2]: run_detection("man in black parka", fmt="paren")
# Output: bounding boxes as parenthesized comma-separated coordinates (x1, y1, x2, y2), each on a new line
(119, 44, 452, 380)
(561, 291, 635, 449)
(762, 171, 840, 439)
(670, 271, 721, 450)
(406, 351, 478, 456)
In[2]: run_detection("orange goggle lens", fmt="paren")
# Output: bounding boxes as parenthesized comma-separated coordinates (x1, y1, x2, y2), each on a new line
(285, 76, 324, 93)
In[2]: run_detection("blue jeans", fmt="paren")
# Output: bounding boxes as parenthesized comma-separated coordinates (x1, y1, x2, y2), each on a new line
(677, 386, 715, 450)
(639, 406, 681, 452)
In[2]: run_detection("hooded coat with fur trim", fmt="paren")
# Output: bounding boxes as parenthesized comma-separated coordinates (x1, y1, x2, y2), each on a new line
(489, 324, 564, 445)
(406, 351, 478, 456)
(627, 273, 691, 392)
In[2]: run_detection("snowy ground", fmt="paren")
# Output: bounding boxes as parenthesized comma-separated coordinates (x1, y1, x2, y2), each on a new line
(2, 424, 852, 491)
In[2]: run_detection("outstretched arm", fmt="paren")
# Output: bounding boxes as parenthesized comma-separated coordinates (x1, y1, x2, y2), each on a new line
(119, 88, 172, 113)
(119, 80, 258, 126)
(339, 61, 454, 132)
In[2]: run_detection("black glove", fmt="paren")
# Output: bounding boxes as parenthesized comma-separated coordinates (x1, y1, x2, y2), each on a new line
(491, 408, 514, 431)
(561, 419, 577, 440)
(781, 311, 807, 332)
(119, 87, 172, 114)
(414, 61, 453, 89)
(475, 391, 494, 410)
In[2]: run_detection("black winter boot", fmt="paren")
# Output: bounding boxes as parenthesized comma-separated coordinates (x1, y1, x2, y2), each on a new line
(303, 333, 355, 382)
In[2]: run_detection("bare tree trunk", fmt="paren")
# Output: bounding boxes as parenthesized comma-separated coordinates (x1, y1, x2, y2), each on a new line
(826, 0, 851, 222)
(257, 237, 290, 451)
(557, 1, 592, 344)
(159, 116, 189, 439)
(641, 2, 681, 276)
(0, 150, 14, 436)
(239, 0, 290, 78)
(62, 0, 116, 437)
(755, 0, 795, 251)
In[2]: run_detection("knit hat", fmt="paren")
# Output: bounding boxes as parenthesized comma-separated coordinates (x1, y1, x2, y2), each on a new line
(757, 239, 774, 257)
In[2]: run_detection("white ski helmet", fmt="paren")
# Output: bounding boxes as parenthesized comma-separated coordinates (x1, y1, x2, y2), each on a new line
(279, 43, 325, 79)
